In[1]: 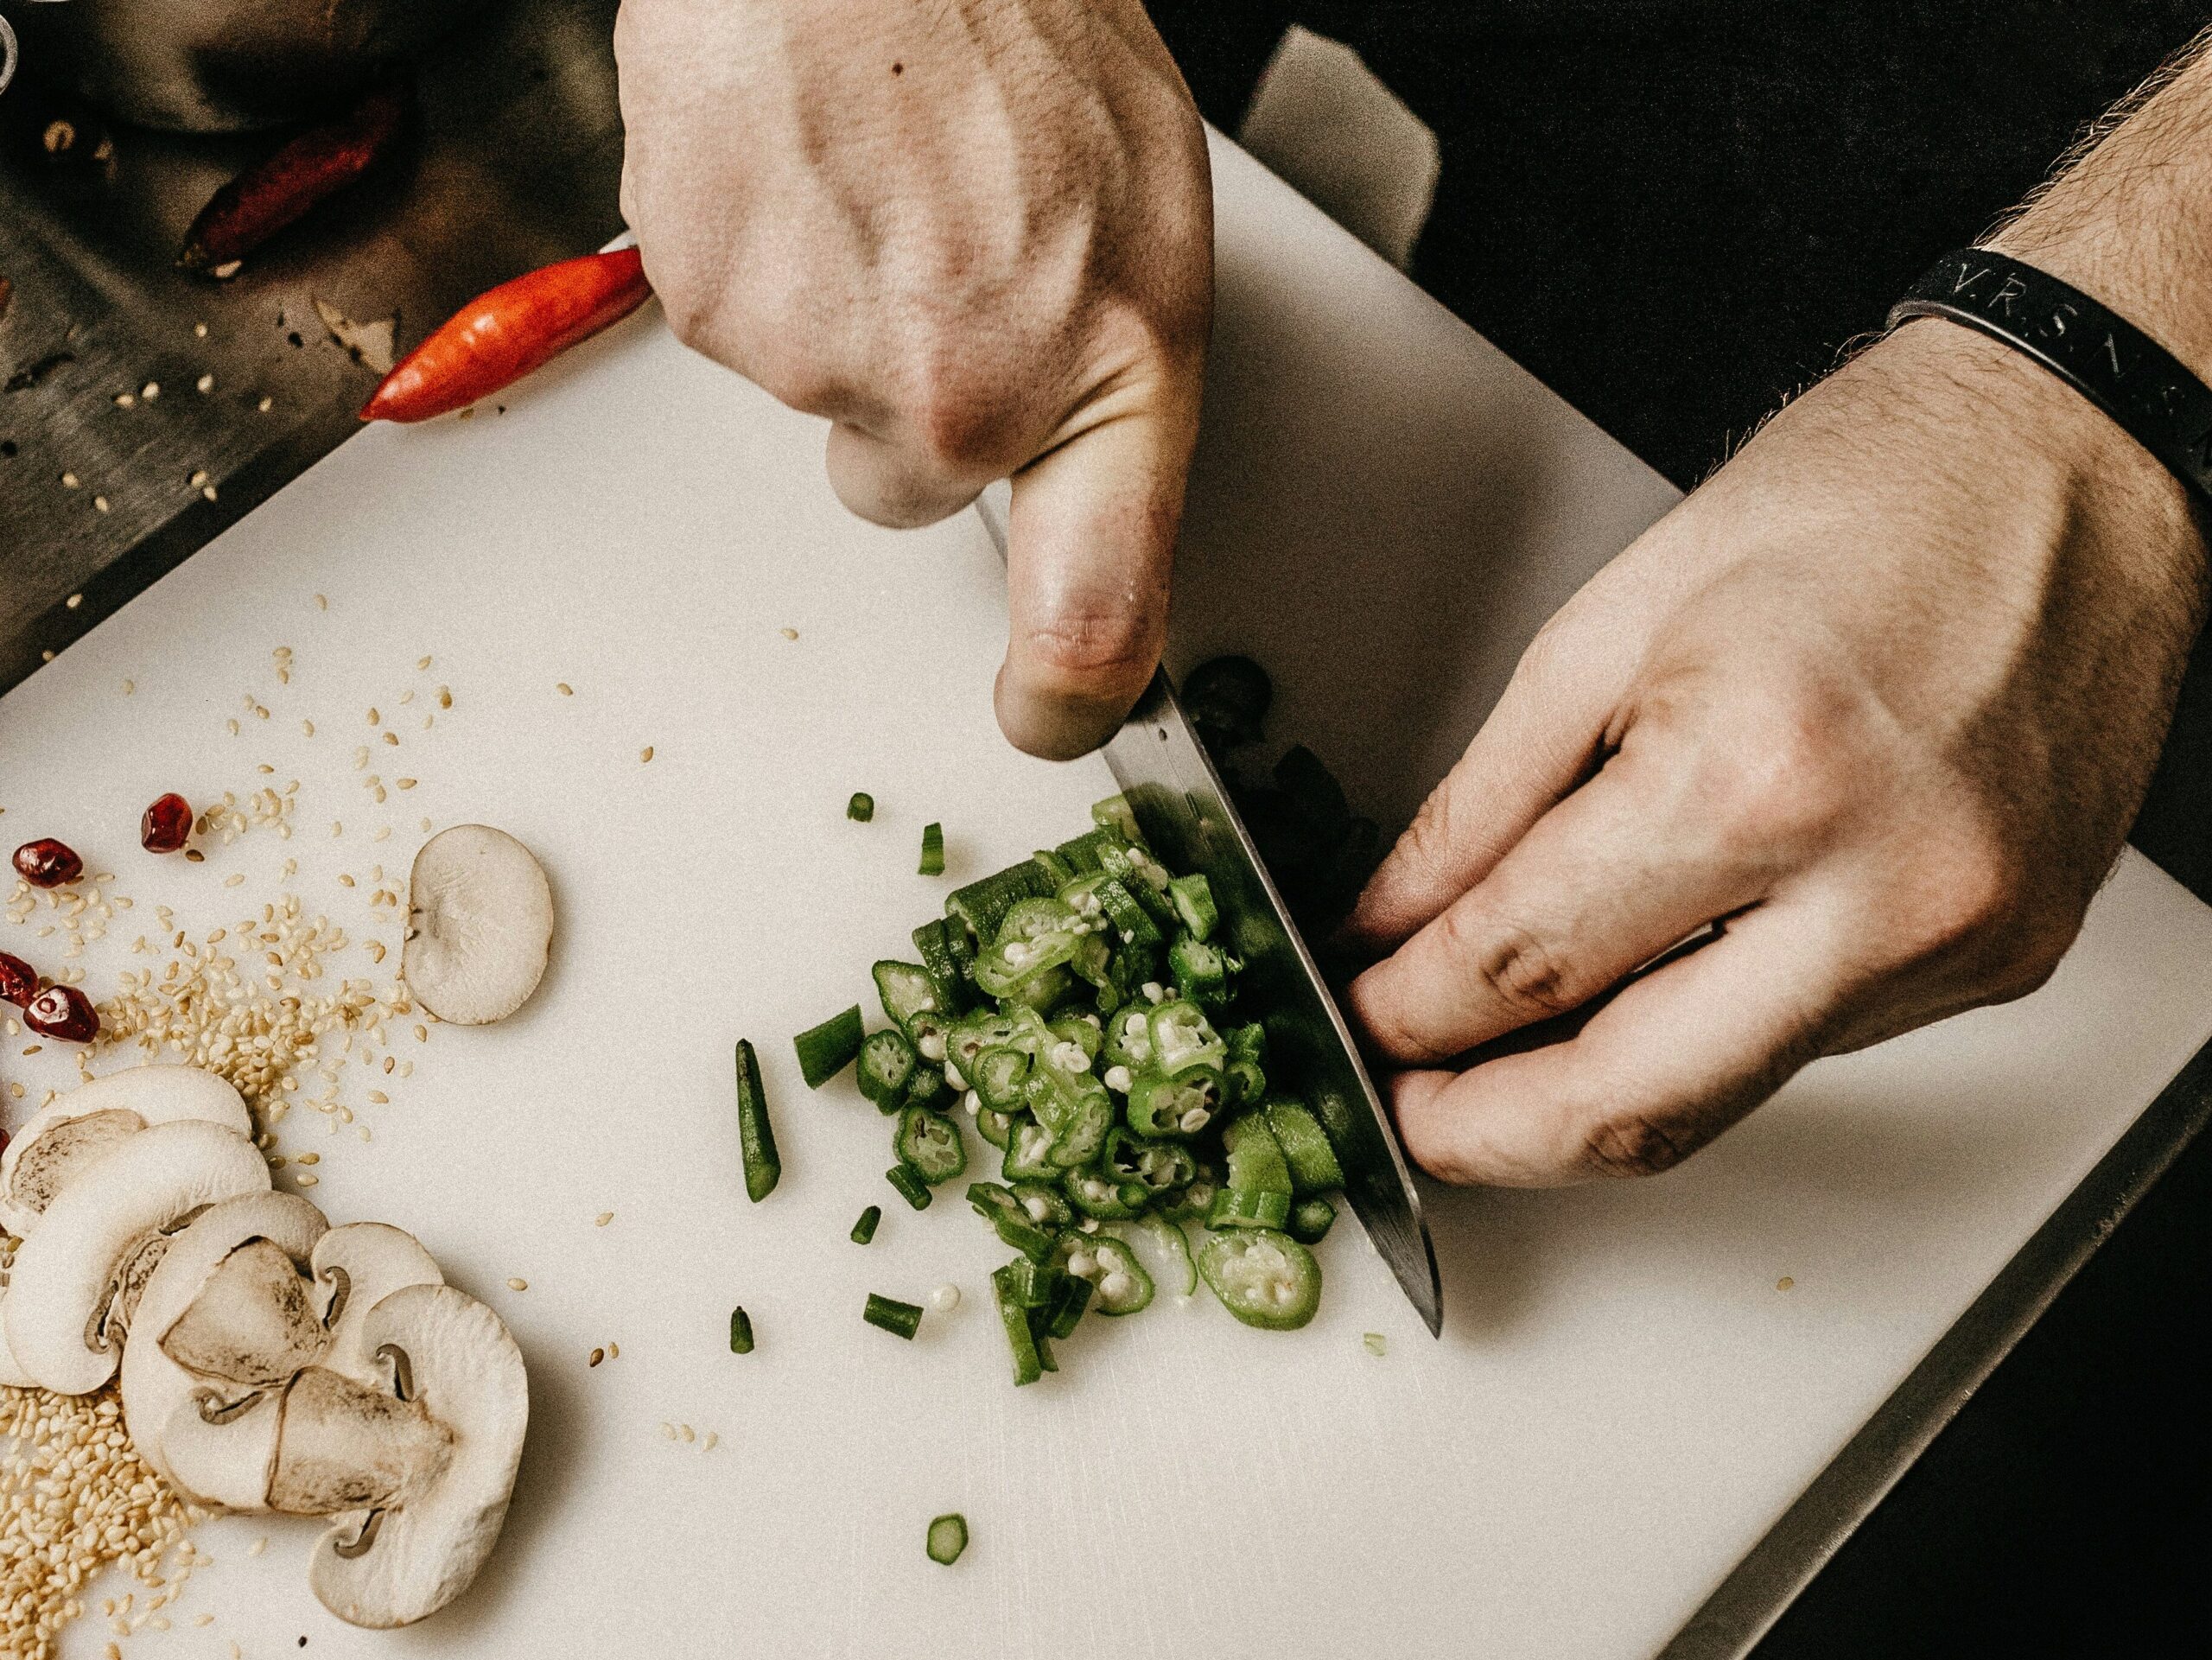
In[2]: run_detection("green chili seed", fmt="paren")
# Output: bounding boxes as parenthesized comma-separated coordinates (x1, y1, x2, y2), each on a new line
(887, 1163, 932, 1211)
(851, 1205, 882, 1244)
(733, 1039, 780, 1203)
(918, 821, 945, 876)
(926, 1512, 969, 1566)
(848, 792, 875, 822)
(729, 1307, 755, 1354)
(864, 1292, 925, 1339)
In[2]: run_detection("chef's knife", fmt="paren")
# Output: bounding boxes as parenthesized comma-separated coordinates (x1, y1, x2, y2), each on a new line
(973, 490, 1443, 1336)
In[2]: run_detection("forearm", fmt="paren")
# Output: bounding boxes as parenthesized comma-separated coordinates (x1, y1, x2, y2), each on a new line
(1989, 28, 2212, 378)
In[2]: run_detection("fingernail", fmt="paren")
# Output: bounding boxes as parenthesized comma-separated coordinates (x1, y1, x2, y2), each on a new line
(993, 665, 1127, 761)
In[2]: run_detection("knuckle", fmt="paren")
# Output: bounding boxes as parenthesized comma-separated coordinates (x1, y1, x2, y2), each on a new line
(1580, 1111, 1696, 1180)
(1685, 694, 1853, 865)
(1021, 604, 1160, 699)
(1440, 908, 1574, 1023)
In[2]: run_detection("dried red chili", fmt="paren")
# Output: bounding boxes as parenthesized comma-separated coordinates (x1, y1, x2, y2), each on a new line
(24, 983, 97, 1043)
(359, 247, 652, 423)
(142, 792, 194, 853)
(0, 950, 36, 1007)
(12, 837, 82, 887)
(179, 82, 413, 273)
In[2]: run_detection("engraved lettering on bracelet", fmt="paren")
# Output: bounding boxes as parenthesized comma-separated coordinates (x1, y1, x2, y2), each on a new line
(1950, 263, 1992, 297)
(2041, 301, 2078, 340)
(1988, 275, 2027, 317)
(2102, 331, 2129, 378)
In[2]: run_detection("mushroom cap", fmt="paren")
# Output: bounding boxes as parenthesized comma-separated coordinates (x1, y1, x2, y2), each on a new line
(120, 1192, 327, 1511)
(308, 1283, 529, 1628)
(310, 1223, 445, 1378)
(3, 1119, 270, 1394)
(0, 1065, 251, 1237)
(402, 825, 553, 1026)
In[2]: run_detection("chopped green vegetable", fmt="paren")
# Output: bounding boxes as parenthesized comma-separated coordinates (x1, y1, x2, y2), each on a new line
(795, 1005, 866, 1089)
(895, 1105, 967, 1185)
(872, 960, 939, 1037)
(990, 1263, 1045, 1385)
(857, 1027, 919, 1112)
(732, 1040, 781, 1203)
(1263, 1097, 1347, 1194)
(1051, 1231, 1154, 1315)
(1363, 1332, 1388, 1357)
(1168, 872, 1218, 941)
(851, 1205, 882, 1245)
(1287, 1194, 1337, 1243)
(729, 1306, 755, 1353)
(1135, 1212, 1198, 1298)
(926, 1513, 969, 1566)
(863, 1292, 925, 1339)
(918, 821, 945, 876)
(1198, 1228, 1319, 1330)
(886, 1163, 933, 1211)
(967, 1180, 1057, 1261)
(848, 792, 875, 823)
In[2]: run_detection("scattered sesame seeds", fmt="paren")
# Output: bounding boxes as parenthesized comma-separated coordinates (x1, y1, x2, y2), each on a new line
(313, 591, 327, 609)
(114, 391, 136, 409)
(366, 708, 379, 726)
(142, 382, 161, 401)
(123, 679, 135, 696)
(607, 1342, 619, 1358)
(60, 472, 79, 488)
(295, 1173, 318, 1187)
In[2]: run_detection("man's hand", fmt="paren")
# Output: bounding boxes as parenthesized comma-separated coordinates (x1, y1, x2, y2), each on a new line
(1343, 313, 2207, 1186)
(615, 0, 1211, 759)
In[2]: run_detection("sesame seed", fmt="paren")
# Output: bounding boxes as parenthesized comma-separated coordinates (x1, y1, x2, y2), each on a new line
(595, 1211, 614, 1227)
(780, 626, 798, 640)
(258, 394, 275, 412)
(589, 1348, 605, 1367)
(66, 593, 82, 610)
(196, 373, 215, 393)
(296, 1173, 318, 1186)
(93, 495, 111, 512)
(506, 1277, 528, 1291)
(367, 708, 378, 726)
(142, 381, 161, 400)
(417, 655, 432, 670)
(640, 746, 655, 763)
(556, 682, 573, 696)
(194, 322, 209, 338)
(314, 591, 327, 608)
(607, 1341, 619, 1358)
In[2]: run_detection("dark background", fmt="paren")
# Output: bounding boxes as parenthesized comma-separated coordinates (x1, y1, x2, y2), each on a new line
(1143, 3, 2212, 1654)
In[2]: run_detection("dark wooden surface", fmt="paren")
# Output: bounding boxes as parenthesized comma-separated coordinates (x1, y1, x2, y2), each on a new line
(1148, 3, 2212, 1653)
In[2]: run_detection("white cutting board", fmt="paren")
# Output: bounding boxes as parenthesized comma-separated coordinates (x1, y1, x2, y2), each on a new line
(9, 134, 2212, 1660)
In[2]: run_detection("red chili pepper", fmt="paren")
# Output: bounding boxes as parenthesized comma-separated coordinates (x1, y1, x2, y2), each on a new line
(0, 950, 36, 1008)
(179, 82, 413, 273)
(25, 983, 99, 1044)
(359, 247, 652, 423)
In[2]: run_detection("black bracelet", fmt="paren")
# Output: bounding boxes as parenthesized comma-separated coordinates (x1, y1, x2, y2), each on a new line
(1887, 248, 2212, 509)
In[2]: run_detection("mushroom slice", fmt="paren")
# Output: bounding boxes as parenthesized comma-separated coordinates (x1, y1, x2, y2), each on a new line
(307, 1284, 528, 1629)
(0, 1065, 251, 1237)
(272, 1362, 451, 1518)
(310, 1223, 445, 1377)
(3, 1120, 269, 1394)
(162, 1238, 331, 1386)
(402, 825, 553, 1025)
(120, 1192, 327, 1511)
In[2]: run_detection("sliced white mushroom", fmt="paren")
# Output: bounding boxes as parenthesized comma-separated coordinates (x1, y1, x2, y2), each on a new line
(119, 1192, 327, 1511)
(306, 1284, 529, 1628)
(402, 824, 553, 1025)
(0, 1064, 251, 1237)
(3, 1119, 269, 1394)
(310, 1223, 444, 1377)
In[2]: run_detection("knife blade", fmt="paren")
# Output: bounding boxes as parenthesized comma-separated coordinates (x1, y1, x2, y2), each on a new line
(973, 491, 1443, 1335)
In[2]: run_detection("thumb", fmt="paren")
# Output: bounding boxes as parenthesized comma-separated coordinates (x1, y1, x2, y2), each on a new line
(995, 378, 1200, 760)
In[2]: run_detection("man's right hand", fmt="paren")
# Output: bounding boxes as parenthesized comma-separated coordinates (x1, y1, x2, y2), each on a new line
(615, 0, 1214, 759)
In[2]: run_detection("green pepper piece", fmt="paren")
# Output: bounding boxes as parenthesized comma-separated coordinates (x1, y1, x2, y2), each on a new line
(1263, 1097, 1348, 1194)
(729, 1306, 756, 1353)
(1167, 935, 1236, 1011)
(1064, 1166, 1150, 1221)
(864, 1292, 925, 1339)
(918, 822, 945, 875)
(1222, 1111, 1295, 1199)
(1007, 1256, 1067, 1310)
(872, 960, 939, 1036)
(887, 1163, 932, 1211)
(851, 1205, 882, 1244)
(1046, 1013, 1103, 1063)
(909, 919, 974, 1015)
(1102, 1003, 1157, 1073)
(1090, 794, 1147, 847)
(990, 1262, 1046, 1385)
(895, 1105, 967, 1185)
(946, 858, 1058, 951)
(1207, 1186, 1293, 1230)
(1008, 1180, 1075, 1231)
(1168, 873, 1219, 941)
(976, 1104, 1016, 1149)
(1198, 1227, 1320, 1330)
(1125, 1062, 1225, 1140)
(732, 1040, 780, 1203)
(1051, 1231, 1154, 1315)
(970, 1046, 1033, 1113)
(1160, 1163, 1221, 1223)
(793, 1005, 866, 1089)
(1288, 1195, 1338, 1243)
(926, 1513, 969, 1566)
(1147, 1000, 1226, 1075)
(966, 1181, 1057, 1262)
(1001, 1119, 1058, 1183)
(857, 1028, 918, 1113)
(847, 792, 875, 823)
(1043, 1269, 1095, 1339)
(1103, 1125, 1197, 1196)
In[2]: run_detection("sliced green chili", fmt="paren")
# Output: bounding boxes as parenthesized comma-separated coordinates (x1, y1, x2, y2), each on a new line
(1050, 1231, 1154, 1315)
(863, 1292, 925, 1339)
(847, 792, 875, 823)
(918, 821, 946, 876)
(1090, 793, 1147, 847)
(990, 1262, 1045, 1385)
(910, 918, 972, 1013)
(1167, 934, 1235, 1010)
(1168, 872, 1218, 941)
(946, 858, 1058, 951)
(872, 960, 938, 1036)
(794, 1004, 866, 1089)
(858, 1027, 918, 1112)
(1263, 1097, 1347, 1194)
(732, 1039, 781, 1202)
(851, 1205, 882, 1244)
(1137, 1212, 1198, 1298)
(926, 1513, 969, 1566)
(886, 1163, 933, 1211)
(976, 1104, 1016, 1149)
(895, 1105, 967, 1184)
(967, 1181, 1056, 1261)
(1288, 1195, 1337, 1243)
(729, 1306, 755, 1353)
(1198, 1227, 1319, 1330)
